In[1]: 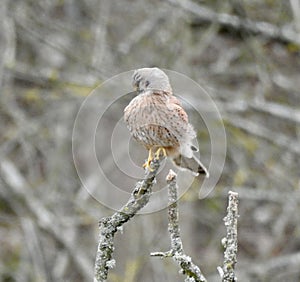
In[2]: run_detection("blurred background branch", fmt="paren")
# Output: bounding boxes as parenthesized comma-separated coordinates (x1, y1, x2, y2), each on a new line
(168, 0, 300, 45)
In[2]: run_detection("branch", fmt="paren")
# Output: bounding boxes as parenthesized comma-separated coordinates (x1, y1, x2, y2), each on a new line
(14, 16, 107, 78)
(0, 159, 93, 281)
(218, 191, 239, 282)
(94, 158, 162, 282)
(225, 114, 300, 155)
(218, 98, 300, 125)
(243, 251, 300, 277)
(117, 11, 167, 55)
(167, 0, 300, 46)
(5, 62, 99, 89)
(150, 170, 207, 282)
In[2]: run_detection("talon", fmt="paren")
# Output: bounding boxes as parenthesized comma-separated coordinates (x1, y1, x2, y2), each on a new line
(143, 159, 154, 171)
(154, 147, 167, 160)
(143, 148, 154, 171)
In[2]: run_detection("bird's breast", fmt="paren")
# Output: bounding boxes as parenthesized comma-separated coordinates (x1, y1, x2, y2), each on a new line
(124, 92, 179, 147)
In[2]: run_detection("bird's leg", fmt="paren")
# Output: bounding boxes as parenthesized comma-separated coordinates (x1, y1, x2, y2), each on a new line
(143, 148, 154, 170)
(154, 147, 167, 160)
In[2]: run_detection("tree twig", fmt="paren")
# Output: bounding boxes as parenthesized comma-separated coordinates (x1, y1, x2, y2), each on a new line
(218, 191, 239, 282)
(117, 11, 167, 55)
(150, 170, 207, 282)
(0, 159, 93, 281)
(225, 114, 300, 155)
(167, 0, 300, 46)
(242, 251, 300, 277)
(94, 158, 162, 282)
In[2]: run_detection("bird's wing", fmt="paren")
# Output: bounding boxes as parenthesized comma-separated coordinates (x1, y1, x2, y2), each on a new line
(166, 95, 197, 157)
(166, 95, 189, 124)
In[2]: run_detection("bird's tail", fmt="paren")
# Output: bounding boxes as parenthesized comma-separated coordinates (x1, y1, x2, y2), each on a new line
(173, 154, 209, 178)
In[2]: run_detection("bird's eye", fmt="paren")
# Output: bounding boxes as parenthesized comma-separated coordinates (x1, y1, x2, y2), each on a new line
(145, 80, 150, 87)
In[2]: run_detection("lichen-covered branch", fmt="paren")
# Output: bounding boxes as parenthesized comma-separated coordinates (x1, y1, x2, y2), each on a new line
(94, 158, 162, 282)
(218, 191, 239, 282)
(150, 170, 207, 282)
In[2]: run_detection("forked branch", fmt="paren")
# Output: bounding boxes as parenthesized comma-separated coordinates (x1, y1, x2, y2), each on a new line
(94, 158, 162, 282)
(150, 170, 207, 282)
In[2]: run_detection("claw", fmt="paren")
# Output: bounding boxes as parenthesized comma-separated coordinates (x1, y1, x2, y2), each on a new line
(143, 148, 154, 171)
(143, 147, 167, 171)
(143, 159, 153, 171)
(154, 147, 167, 160)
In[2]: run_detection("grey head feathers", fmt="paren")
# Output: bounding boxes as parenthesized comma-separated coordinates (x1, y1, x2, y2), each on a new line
(132, 67, 172, 93)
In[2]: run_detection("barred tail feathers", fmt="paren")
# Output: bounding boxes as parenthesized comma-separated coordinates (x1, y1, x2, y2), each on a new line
(173, 154, 209, 178)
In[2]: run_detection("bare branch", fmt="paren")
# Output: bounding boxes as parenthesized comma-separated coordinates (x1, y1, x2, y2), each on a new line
(150, 170, 207, 282)
(14, 16, 107, 78)
(0, 159, 93, 281)
(20, 218, 49, 280)
(94, 158, 162, 282)
(222, 99, 300, 124)
(91, 0, 111, 69)
(218, 191, 239, 282)
(290, 0, 300, 32)
(225, 115, 300, 155)
(5, 62, 100, 88)
(117, 11, 167, 55)
(0, 0, 15, 88)
(243, 251, 300, 278)
(249, 100, 300, 124)
(167, 0, 300, 45)
(215, 187, 298, 204)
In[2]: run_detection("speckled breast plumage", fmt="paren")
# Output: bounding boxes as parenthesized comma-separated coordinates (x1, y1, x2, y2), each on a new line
(124, 90, 192, 152)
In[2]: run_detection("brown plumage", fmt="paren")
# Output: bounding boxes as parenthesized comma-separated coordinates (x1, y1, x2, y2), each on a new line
(124, 67, 208, 177)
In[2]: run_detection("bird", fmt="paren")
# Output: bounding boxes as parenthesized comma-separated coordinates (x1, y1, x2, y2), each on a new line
(124, 67, 209, 177)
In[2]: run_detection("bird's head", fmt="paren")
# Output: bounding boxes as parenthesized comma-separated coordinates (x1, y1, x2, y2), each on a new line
(132, 67, 172, 93)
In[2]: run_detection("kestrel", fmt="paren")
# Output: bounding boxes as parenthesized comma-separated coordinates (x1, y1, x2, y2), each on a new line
(124, 67, 208, 177)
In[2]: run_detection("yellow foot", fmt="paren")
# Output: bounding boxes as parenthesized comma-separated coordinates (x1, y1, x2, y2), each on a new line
(154, 147, 167, 160)
(143, 148, 154, 171)
(143, 159, 153, 171)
